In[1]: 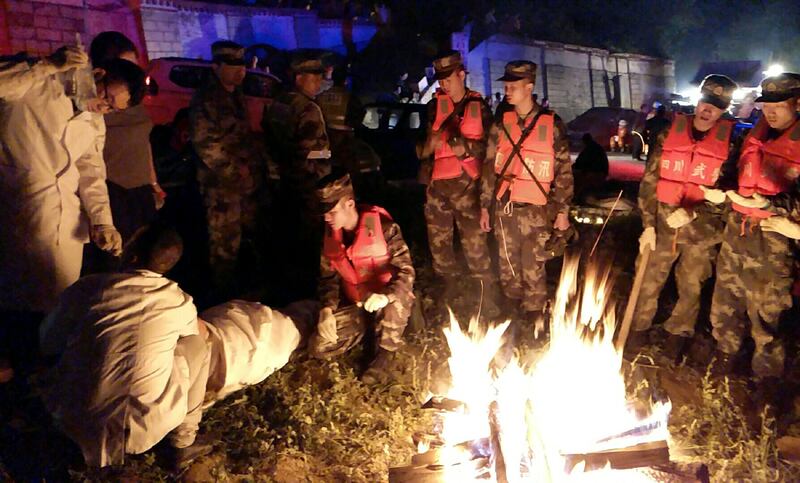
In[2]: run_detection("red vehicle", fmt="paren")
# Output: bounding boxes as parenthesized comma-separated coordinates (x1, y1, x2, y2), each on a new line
(142, 57, 282, 131)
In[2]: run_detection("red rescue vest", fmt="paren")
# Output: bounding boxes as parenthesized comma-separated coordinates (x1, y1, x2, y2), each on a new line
(494, 110, 555, 205)
(322, 205, 397, 304)
(655, 114, 733, 207)
(734, 118, 800, 219)
(431, 89, 484, 180)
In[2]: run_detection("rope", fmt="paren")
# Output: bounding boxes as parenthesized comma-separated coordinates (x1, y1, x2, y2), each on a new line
(499, 203, 517, 278)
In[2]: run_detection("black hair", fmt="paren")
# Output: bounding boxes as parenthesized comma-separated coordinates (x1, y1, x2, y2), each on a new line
(95, 58, 146, 107)
(121, 222, 183, 274)
(173, 107, 190, 126)
(89, 31, 137, 66)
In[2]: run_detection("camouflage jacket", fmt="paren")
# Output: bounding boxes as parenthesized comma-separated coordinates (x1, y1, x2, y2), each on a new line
(263, 89, 331, 184)
(417, 91, 494, 167)
(480, 106, 573, 216)
(318, 214, 415, 311)
(188, 74, 258, 192)
(638, 124, 740, 245)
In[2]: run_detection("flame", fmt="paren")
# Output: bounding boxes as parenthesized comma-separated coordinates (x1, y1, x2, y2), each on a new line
(435, 255, 670, 482)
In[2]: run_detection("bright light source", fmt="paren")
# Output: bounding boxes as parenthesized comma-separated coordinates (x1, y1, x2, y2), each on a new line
(679, 86, 701, 105)
(732, 88, 746, 100)
(763, 64, 784, 77)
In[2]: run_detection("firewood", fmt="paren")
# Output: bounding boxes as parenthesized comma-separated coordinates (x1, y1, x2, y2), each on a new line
(562, 439, 669, 472)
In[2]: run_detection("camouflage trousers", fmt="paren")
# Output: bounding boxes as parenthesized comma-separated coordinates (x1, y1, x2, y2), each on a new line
(308, 300, 412, 359)
(631, 237, 718, 335)
(492, 201, 551, 312)
(424, 173, 491, 279)
(201, 187, 256, 291)
(710, 216, 794, 378)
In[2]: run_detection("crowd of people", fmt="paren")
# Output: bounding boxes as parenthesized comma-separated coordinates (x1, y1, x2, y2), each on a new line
(1, 28, 800, 472)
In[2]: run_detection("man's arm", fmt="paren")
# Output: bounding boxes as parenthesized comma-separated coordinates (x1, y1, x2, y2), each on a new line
(296, 102, 331, 179)
(416, 99, 439, 160)
(638, 130, 667, 229)
(480, 124, 501, 210)
(318, 252, 341, 311)
(75, 117, 114, 227)
(0, 58, 61, 102)
(550, 115, 574, 215)
(463, 98, 493, 163)
(380, 217, 415, 303)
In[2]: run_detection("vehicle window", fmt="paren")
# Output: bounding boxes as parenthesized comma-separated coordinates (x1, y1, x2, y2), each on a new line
(168, 65, 211, 89)
(388, 109, 402, 129)
(362, 107, 380, 129)
(243, 73, 279, 98)
(409, 111, 421, 129)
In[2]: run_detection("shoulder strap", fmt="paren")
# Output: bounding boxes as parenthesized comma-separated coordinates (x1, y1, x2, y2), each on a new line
(494, 110, 552, 201)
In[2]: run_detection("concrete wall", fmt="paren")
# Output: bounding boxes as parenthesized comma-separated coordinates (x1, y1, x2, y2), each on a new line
(139, 0, 377, 60)
(467, 34, 676, 122)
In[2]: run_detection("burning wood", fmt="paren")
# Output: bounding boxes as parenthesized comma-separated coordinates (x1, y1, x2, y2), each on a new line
(391, 256, 676, 482)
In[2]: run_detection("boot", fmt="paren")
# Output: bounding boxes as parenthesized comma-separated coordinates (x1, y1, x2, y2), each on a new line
(754, 376, 783, 423)
(169, 436, 214, 472)
(442, 276, 461, 307)
(709, 350, 736, 378)
(663, 333, 689, 364)
(361, 349, 395, 385)
(624, 330, 649, 358)
(477, 279, 503, 322)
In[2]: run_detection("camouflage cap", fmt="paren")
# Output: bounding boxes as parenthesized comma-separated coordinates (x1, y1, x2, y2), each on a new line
(317, 173, 354, 212)
(698, 74, 737, 109)
(755, 73, 800, 103)
(211, 40, 246, 66)
(497, 60, 537, 83)
(433, 50, 465, 80)
(291, 58, 326, 75)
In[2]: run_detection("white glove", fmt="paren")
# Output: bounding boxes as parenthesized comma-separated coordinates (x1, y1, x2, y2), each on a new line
(317, 307, 338, 343)
(666, 208, 697, 229)
(760, 216, 800, 240)
(91, 224, 122, 256)
(726, 190, 770, 209)
(639, 226, 656, 253)
(699, 186, 726, 205)
(363, 293, 389, 313)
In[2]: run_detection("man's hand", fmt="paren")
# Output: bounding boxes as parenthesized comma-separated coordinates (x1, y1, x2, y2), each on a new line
(317, 307, 338, 344)
(639, 226, 656, 253)
(760, 216, 800, 240)
(553, 212, 570, 231)
(726, 190, 770, 209)
(666, 208, 696, 229)
(363, 293, 389, 313)
(152, 183, 166, 210)
(700, 186, 726, 205)
(45, 46, 88, 73)
(91, 224, 122, 256)
(480, 208, 492, 232)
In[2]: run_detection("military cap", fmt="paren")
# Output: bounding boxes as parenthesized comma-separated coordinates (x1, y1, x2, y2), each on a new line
(433, 50, 465, 80)
(291, 58, 326, 75)
(755, 73, 800, 103)
(211, 40, 246, 66)
(497, 60, 537, 83)
(317, 173, 354, 212)
(698, 74, 737, 109)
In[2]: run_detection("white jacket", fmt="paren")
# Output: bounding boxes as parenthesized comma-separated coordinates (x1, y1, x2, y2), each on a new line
(0, 59, 112, 312)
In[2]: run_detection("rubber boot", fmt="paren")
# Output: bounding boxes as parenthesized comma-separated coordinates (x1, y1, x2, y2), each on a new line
(361, 349, 395, 385)
(710, 350, 736, 378)
(663, 333, 690, 364)
(754, 376, 783, 424)
(624, 330, 649, 359)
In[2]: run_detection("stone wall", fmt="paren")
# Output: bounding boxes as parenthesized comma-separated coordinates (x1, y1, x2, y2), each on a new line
(467, 34, 676, 122)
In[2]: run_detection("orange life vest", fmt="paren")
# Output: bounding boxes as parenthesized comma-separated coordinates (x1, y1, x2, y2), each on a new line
(655, 114, 733, 207)
(494, 110, 555, 205)
(322, 205, 397, 304)
(431, 89, 484, 180)
(734, 118, 800, 219)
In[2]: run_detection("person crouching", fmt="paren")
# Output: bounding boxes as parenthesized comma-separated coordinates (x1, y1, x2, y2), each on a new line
(310, 173, 415, 384)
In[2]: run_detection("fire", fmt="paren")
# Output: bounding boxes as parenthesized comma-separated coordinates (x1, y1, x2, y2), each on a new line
(435, 256, 671, 482)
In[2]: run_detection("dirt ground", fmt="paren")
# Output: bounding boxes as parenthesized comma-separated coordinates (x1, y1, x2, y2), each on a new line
(2, 180, 800, 481)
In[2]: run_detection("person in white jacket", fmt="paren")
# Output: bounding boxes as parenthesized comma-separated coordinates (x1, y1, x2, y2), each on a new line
(39, 222, 212, 470)
(0, 46, 138, 316)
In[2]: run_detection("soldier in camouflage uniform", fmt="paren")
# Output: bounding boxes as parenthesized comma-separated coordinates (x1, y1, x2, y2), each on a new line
(628, 75, 739, 360)
(189, 41, 261, 296)
(310, 173, 415, 384)
(263, 56, 332, 300)
(417, 51, 495, 302)
(709, 74, 800, 387)
(479, 61, 573, 319)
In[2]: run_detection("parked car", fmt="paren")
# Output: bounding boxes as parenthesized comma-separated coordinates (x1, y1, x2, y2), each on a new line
(142, 57, 282, 131)
(566, 107, 639, 151)
(356, 102, 427, 180)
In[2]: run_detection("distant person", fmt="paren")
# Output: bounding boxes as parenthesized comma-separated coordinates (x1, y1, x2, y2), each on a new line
(632, 103, 650, 160)
(609, 119, 632, 152)
(645, 104, 670, 153)
(573, 133, 609, 202)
